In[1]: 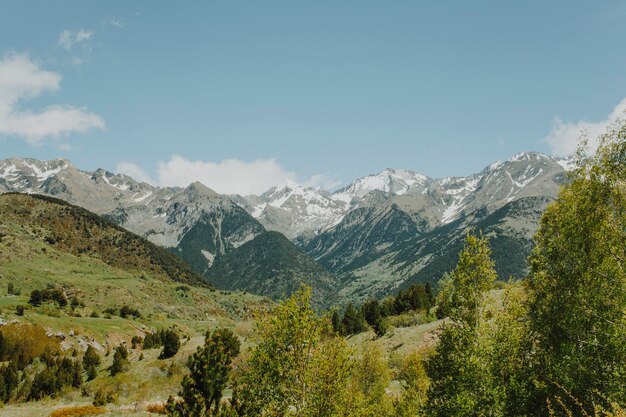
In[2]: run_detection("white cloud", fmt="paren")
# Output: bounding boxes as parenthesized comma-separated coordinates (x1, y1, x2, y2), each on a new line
(546, 98, 626, 157)
(57, 29, 93, 50)
(0, 53, 105, 145)
(117, 156, 338, 195)
(156, 156, 298, 195)
(302, 174, 342, 190)
(116, 162, 153, 184)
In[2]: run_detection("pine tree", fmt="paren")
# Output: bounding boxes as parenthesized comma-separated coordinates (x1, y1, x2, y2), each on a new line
(167, 328, 240, 416)
(160, 329, 180, 359)
(110, 345, 129, 376)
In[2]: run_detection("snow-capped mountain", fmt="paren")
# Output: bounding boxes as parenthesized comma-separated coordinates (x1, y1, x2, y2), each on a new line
(332, 168, 429, 202)
(238, 152, 573, 240)
(0, 152, 575, 305)
(294, 151, 572, 303)
(0, 157, 337, 304)
(233, 183, 349, 239)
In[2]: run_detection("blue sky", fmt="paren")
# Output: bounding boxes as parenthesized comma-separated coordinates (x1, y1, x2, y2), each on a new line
(1, 1, 626, 194)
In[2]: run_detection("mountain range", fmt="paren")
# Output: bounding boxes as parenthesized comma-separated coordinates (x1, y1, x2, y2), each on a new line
(0, 152, 573, 304)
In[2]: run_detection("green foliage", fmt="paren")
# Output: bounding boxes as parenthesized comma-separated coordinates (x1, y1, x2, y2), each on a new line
(425, 233, 502, 417)
(394, 350, 430, 417)
(362, 299, 387, 337)
(448, 233, 497, 327)
(110, 345, 129, 376)
(82, 345, 101, 369)
(28, 357, 83, 400)
(526, 123, 626, 414)
(28, 289, 43, 306)
(167, 328, 241, 416)
(0, 362, 19, 403)
(28, 287, 68, 308)
(119, 305, 141, 319)
(160, 329, 181, 359)
(235, 285, 357, 416)
(15, 304, 25, 316)
(340, 303, 367, 336)
(348, 344, 393, 417)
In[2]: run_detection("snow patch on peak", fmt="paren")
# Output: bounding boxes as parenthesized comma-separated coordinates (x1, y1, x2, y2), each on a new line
(555, 157, 577, 171)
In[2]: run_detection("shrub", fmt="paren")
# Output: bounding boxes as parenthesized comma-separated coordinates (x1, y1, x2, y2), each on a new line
(119, 305, 140, 319)
(83, 345, 101, 369)
(160, 329, 180, 359)
(48, 405, 106, 417)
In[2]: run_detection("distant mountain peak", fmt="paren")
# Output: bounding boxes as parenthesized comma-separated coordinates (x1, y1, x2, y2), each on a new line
(186, 181, 219, 197)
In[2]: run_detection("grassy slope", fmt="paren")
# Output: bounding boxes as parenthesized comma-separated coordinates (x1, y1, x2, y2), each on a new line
(0, 194, 269, 416)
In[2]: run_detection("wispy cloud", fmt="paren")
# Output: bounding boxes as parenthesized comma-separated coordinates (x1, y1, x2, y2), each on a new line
(546, 98, 626, 156)
(116, 162, 153, 184)
(109, 17, 125, 28)
(0, 53, 105, 146)
(117, 156, 340, 195)
(57, 29, 94, 50)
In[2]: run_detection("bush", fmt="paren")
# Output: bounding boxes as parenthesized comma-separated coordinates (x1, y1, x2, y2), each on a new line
(119, 305, 141, 319)
(93, 389, 115, 406)
(49, 405, 105, 417)
(83, 345, 101, 369)
(160, 329, 180, 359)
(15, 304, 25, 316)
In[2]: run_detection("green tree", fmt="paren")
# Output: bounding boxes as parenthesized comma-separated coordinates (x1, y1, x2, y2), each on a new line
(394, 349, 430, 417)
(341, 303, 366, 336)
(110, 345, 129, 376)
(425, 233, 501, 417)
(83, 345, 101, 370)
(28, 290, 43, 307)
(362, 299, 388, 337)
(236, 286, 323, 415)
(160, 329, 181, 359)
(167, 328, 241, 416)
(348, 344, 393, 417)
(526, 124, 626, 414)
(235, 285, 355, 417)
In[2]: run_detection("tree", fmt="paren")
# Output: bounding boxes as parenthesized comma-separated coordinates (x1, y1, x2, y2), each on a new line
(447, 233, 497, 328)
(347, 344, 393, 417)
(341, 303, 367, 336)
(362, 299, 388, 337)
(425, 233, 501, 417)
(526, 123, 626, 415)
(235, 285, 355, 417)
(167, 328, 241, 416)
(394, 349, 430, 417)
(160, 329, 180, 359)
(83, 345, 101, 369)
(110, 345, 129, 376)
(435, 272, 454, 319)
(28, 290, 43, 307)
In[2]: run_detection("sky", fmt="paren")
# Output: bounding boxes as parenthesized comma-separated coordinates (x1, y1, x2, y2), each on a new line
(1, 1, 626, 195)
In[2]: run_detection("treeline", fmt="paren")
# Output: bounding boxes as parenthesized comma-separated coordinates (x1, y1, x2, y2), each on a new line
(332, 282, 434, 337)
